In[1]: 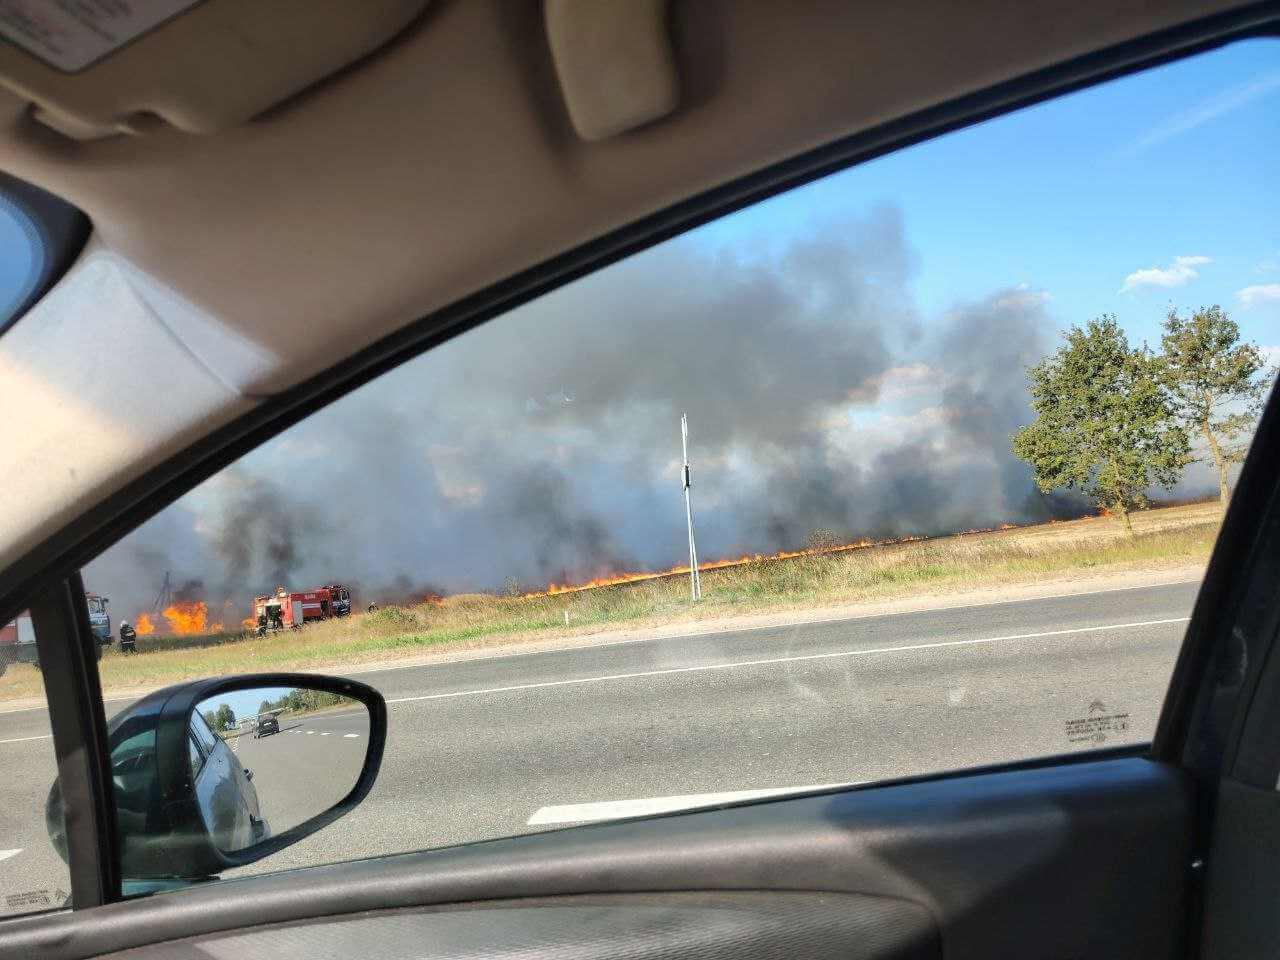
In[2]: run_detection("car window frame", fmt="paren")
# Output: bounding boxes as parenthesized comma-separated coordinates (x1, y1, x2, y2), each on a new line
(187, 730, 206, 781)
(190, 710, 219, 756)
(6, 3, 1280, 920)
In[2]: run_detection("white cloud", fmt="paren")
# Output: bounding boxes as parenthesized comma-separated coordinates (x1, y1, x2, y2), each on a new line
(1256, 253, 1280, 275)
(1119, 255, 1211, 294)
(1123, 72, 1280, 156)
(1237, 284, 1280, 309)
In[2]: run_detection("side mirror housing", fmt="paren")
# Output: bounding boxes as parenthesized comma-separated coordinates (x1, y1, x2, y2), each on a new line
(47, 673, 385, 881)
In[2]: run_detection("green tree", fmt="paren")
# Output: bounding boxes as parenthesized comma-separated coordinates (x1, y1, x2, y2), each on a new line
(1158, 306, 1271, 508)
(1012, 316, 1189, 535)
(213, 703, 235, 731)
(257, 699, 274, 717)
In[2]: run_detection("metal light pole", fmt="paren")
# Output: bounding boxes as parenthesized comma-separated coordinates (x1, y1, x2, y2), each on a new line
(681, 413, 702, 601)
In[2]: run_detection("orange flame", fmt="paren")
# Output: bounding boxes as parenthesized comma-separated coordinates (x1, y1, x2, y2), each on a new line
(134, 613, 155, 635)
(515, 509, 1127, 598)
(242, 616, 256, 628)
(161, 600, 208, 635)
(523, 535, 930, 597)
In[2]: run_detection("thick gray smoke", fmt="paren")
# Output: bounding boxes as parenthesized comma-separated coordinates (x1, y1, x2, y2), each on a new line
(86, 207, 1103, 619)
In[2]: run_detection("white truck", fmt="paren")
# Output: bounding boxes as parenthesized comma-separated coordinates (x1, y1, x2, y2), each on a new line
(0, 593, 112, 673)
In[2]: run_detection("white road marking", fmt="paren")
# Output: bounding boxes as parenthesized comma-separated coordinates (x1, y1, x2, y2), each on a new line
(320, 732, 332, 736)
(0, 734, 52, 745)
(306, 730, 316, 735)
(343, 733, 359, 738)
(386, 617, 1190, 706)
(0, 849, 22, 862)
(0, 581, 1201, 718)
(528, 782, 862, 825)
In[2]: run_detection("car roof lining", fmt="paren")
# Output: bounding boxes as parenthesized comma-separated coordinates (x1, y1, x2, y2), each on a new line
(0, 0, 1275, 620)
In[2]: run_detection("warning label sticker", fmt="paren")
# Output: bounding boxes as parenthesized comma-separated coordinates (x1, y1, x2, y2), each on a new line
(0, 0, 203, 73)
(1065, 699, 1131, 745)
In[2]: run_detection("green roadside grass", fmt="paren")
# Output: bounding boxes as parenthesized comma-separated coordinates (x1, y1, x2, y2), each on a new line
(0, 507, 1219, 704)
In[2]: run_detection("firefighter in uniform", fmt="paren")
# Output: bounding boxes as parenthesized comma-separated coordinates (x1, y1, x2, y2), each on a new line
(118, 620, 137, 654)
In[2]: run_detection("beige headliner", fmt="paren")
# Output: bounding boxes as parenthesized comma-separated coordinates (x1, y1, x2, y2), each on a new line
(0, 0, 1254, 576)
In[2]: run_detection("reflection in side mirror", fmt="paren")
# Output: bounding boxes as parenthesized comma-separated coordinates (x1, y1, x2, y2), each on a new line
(192, 686, 370, 856)
(45, 673, 385, 882)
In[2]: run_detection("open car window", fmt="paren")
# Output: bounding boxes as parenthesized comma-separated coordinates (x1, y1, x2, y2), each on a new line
(0, 35, 1277, 908)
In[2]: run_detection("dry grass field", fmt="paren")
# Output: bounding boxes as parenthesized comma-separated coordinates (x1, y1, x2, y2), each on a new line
(0, 501, 1221, 703)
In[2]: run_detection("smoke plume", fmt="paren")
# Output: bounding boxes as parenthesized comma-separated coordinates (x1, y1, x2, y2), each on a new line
(87, 208, 1110, 619)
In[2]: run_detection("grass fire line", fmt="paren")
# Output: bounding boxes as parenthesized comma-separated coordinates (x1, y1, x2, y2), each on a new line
(0, 501, 1221, 704)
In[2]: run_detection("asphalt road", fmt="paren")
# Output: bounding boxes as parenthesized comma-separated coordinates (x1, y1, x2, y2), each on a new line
(230, 711, 369, 833)
(0, 579, 1199, 906)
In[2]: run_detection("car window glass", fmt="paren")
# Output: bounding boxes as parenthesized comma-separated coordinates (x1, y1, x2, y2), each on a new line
(188, 733, 204, 781)
(0, 172, 88, 335)
(191, 712, 219, 755)
(113, 728, 155, 761)
(0, 198, 40, 321)
(0, 617, 74, 918)
(6, 38, 1272, 898)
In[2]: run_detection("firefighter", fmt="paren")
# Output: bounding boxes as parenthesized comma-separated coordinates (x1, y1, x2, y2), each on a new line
(256, 611, 268, 637)
(268, 602, 284, 632)
(118, 620, 137, 654)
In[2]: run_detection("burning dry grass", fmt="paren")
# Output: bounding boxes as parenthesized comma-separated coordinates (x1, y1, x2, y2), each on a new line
(0, 503, 1222, 702)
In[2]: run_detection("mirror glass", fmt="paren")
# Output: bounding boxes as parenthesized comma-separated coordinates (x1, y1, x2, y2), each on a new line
(191, 686, 369, 854)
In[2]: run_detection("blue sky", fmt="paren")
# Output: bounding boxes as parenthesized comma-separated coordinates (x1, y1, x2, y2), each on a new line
(691, 37, 1280, 352)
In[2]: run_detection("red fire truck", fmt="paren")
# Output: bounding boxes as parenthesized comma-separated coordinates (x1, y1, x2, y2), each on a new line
(253, 584, 352, 633)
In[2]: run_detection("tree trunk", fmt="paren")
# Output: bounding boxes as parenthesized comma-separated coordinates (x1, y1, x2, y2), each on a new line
(1114, 498, 1134, 536)
(1202, 419, 1230, 509)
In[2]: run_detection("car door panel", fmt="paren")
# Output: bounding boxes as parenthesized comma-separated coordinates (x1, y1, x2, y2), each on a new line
(8, 756, 1191, 960)
(91, 894, 940, 960)
(1201, 777, 1280, 958)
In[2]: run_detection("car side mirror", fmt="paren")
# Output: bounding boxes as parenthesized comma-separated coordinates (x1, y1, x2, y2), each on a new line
(46, 673, 385, 882)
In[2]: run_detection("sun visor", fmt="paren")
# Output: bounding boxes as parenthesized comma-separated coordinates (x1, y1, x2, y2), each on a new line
(0, 0, 430, 139)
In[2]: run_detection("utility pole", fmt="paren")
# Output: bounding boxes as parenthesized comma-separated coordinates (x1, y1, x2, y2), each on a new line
(152, 571, 173, 611)
(681, 413, 702, 601)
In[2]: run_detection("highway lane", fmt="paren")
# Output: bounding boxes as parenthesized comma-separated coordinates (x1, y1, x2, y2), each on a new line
(230, 711, 369, 835)
(0, 579, 1199, 902)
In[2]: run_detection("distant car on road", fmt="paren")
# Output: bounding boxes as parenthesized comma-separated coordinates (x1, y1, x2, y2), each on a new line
(254, 715, 281, 738)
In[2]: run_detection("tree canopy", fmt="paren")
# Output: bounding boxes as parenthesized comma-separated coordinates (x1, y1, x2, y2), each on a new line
(1012, 316, 1189, 533)
(1158, 306, 1270, 505)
